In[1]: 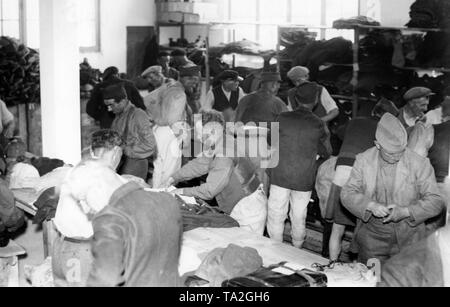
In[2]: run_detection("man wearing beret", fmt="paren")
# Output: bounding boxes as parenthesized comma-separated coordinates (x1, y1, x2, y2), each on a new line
(287, 66, 339, 124)
(235, 71, 288, 127)
(341, 113, 444, 264)
(0, 178, 25, 247)
(398, 87, 434, 130)
(103, 84, 156, 181)
(203, 70, 246, 122)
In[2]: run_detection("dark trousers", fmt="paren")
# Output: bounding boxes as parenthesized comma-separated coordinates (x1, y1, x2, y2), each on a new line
(119, 156, 149, 181)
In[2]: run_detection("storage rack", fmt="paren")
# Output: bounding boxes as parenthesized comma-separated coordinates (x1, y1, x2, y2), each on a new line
(277, 24, 450, 118)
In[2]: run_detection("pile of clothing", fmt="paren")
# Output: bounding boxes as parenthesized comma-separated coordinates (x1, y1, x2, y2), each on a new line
(407, 0, 450, 29)
(406, 0, 450, 68)
(333, 16, 381, 29)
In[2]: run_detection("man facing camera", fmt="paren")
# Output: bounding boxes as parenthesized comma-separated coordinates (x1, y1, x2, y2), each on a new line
(341, 113, 444, 264)
(64, 160, 182, 287)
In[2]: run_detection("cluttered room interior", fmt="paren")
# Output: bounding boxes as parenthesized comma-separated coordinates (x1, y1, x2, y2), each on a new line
(1, 0, 450, 289)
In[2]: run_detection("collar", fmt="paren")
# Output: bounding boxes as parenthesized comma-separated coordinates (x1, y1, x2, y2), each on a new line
(108, 182, 142, 208)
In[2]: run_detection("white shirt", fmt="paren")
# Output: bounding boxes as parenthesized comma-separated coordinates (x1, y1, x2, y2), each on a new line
(202, 86, 245, 111)
(54, 171, 150, 239)
(426, 107, 443, 126)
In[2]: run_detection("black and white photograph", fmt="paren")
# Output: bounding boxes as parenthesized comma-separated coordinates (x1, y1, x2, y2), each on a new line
(0, 0, 449, 291)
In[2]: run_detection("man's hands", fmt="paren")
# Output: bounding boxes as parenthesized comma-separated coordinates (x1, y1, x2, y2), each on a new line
(368, 203, 411, 223)
(383, 205, 411, 224)
(367, 202, 391, 218)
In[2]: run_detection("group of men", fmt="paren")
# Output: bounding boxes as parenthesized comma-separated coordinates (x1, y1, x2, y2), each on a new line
(2, 48, 450, 287)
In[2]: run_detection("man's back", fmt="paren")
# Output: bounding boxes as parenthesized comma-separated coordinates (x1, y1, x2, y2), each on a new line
(88, 182, 182, 287)
(235, 91, 287, 126)
(271, 108, 331, 192)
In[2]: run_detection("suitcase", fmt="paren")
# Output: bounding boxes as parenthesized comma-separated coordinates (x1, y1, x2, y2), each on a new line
(222, 262, 328, 287)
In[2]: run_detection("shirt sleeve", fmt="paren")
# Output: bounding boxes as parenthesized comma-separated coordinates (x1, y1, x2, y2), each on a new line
(172, 156, 212, 183)
(320, 88, 338, 114)
(87, 212, 126, 287)
(202, 90, 215, 111)
(182, 157, 234, 200)
(238, 87, 246, 104)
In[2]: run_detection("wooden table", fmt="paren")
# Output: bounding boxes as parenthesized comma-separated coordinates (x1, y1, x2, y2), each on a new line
(12, 189, 56, 259)
(180, 228, 376, 287)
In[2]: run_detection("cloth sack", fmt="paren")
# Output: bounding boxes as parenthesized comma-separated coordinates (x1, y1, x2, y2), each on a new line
(315, 157, 338, 219)
(196, 244, 263, 287)
(230, 184, 267, 236)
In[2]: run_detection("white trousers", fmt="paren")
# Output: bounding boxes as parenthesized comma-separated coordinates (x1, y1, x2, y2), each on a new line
(267, 185, 312, 248)
(152, 126, 182, 189)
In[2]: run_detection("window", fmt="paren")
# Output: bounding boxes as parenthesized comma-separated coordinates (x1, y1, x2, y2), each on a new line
(25, 0, 39, 49)
(225, 0, 359, 49)
(78, 0, 101, 52)
(1, 0, 100, 51)
(0, 0, 21, 39)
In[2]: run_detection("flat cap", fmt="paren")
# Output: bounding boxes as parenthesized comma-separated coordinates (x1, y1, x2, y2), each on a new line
(287, 66, 310, 81)
(179, 65, 201, 78)
(219, 70, 243, 82)
(141, 65, 163, 78)
(376, 113, 408, 153)
(171, 49, 187, 57)
(403, 87, 435, 101)
(260, 71, 281, 83)
(103, 84, 128, 101)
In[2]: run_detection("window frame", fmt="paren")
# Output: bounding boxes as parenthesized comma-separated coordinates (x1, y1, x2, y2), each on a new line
(79, 0, 101, 53)
(226, 0, 360, 48)
(0, 0, 23, 39)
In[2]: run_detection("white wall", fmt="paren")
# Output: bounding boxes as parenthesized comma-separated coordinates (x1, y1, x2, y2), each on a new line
(82, 0, 156, 72)
(360, 0, 415, 27)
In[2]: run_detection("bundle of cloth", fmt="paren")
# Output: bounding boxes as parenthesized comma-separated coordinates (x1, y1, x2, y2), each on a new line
(406, 0, 450, 29)
(333, 16, 381, 29)
(294, 37, 353, 81)
(406, 0, 450, 68)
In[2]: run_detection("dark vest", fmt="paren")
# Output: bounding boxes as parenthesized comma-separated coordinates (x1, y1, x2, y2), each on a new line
(288, 82, 327, 118)
(212, 87, 240, 112)
(429, 121, 450, 183)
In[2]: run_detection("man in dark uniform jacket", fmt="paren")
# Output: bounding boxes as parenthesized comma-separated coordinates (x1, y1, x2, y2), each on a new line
(86, 66, 146, 129)
(203, 70, 245, 122)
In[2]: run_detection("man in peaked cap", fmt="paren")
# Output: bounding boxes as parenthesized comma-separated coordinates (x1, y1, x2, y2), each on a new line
(398, 87, 435, 130)
(341, 113, 444, 264)
(287, 66, 339, 123)
(203, 70, 246, 122)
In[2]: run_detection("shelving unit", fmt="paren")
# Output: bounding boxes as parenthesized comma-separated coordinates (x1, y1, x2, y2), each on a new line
(277, 24, 449, 118)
